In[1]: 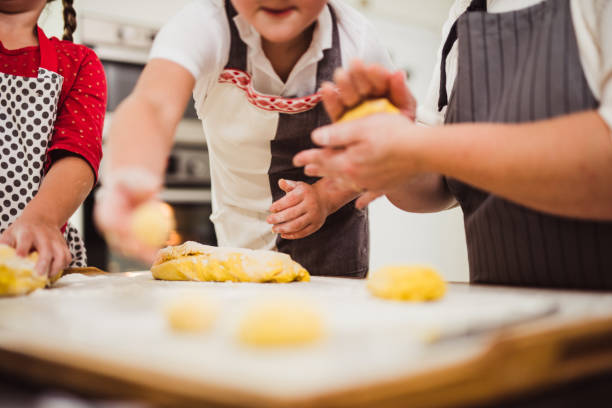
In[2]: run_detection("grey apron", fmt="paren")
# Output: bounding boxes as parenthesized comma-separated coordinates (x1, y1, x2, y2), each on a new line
(440, 0, 612, 289)
(223, 1, 369, 277)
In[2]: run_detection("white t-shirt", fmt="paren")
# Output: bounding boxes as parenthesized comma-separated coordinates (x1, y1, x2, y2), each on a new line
(149, 0, 393, 99)
(418, 0, 612, 133)
(148, 0, 393, 251)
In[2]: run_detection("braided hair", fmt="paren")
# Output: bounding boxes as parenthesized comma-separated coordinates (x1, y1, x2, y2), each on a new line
(47, 0, 77, 42)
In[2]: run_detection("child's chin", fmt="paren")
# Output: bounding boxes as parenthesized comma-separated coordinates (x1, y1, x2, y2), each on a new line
(256, 24, 303, 44)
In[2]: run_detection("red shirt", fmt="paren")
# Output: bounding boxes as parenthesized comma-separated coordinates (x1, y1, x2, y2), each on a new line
(0, 36, 106, 180)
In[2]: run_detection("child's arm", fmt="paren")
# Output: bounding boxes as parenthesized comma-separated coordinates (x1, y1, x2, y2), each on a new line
(95, 59, 195, 259)
(0, 156, 93, 277)
(297, 110, 612, 220)
(266, 178, 359, 240)
(108, 59, 194, 179)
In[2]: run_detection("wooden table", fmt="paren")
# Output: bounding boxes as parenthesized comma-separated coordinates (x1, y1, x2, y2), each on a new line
(0, 272, 611, 408)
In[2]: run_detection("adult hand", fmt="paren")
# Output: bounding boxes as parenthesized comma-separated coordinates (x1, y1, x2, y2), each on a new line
(321, 60, 417, 122)
(294, 113, 425, 208)
(94, 167, 162, 264)
(267, 179, 331, 240)
(0, 214, 71, 279)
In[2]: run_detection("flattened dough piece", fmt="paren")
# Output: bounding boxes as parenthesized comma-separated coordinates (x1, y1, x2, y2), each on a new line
(239, 298, 323, 347)
(151, 241, 309, 283)
(0, 244, 61, 296)
(367, 265, 446, 301)
(166, 295, 218, 332)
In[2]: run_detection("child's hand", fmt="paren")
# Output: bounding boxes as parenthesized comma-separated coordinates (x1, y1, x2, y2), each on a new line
(0, 215, 72, 278)
(267, 179, 330, 240)
(94, 167, 162, 264)
(321, 60, 417, 122)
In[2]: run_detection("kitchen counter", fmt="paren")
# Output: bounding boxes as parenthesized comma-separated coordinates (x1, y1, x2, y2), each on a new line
(0, 272, 611, 407)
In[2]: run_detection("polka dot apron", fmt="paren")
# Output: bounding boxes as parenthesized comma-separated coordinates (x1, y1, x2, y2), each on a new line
(0, 27, 86, 267)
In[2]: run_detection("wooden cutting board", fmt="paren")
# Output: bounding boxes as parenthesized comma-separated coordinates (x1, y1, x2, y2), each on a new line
(0, 272, 611, 408)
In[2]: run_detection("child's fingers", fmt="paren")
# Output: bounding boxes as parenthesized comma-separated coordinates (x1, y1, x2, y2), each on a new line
(281, 224, 317, 240)
(49, 242, 69, 279)
(14, 230, 34, 257)
(0, 230, 15, 247)
(334, 68, 361, 108)
(320, 82, 344, 122)
(269, 188, 303, 213)
(33, 240, 52, 277)
(274, 213, 311, 235)
(267, 202, 306, 225)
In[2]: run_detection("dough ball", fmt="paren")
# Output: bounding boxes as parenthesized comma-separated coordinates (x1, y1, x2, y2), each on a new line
(0, 244, 49, 296)
(131, 201, 176, 247)
(367, 265, 446, 302)
(165, 295, 217, 332)
(337, 98, 400, 123)
(239, 298, 323, 347)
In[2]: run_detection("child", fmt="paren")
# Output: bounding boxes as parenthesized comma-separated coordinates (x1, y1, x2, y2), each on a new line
(0, 0, 106, 277)
(95, 0, 392, 277)
(294, 0, 612, 289)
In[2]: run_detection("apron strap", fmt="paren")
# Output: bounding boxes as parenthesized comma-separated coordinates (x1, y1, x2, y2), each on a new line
(315, 4, 341, 89)
(437, 0, 487, 111)
(37, 26, 59, 73)
(223, 0, 247, 71)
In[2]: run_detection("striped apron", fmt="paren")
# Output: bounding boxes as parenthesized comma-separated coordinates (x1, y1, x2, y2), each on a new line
(195, 1, 369, 277)
(441, 0, 612, 289)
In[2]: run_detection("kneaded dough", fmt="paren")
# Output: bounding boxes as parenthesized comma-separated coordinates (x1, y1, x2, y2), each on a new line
(166, 295, 218, 332)
(367, 265, 446, 301)
(239, 298, 323, 347)
(0, 244, 61, 296)
(151, 241, 309, 283)
(131, 201, 176, 247)
(338, 98, 400, 123)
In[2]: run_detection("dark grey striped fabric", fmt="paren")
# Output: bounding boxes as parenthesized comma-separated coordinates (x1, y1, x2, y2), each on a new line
(444, 0, 612, 289)
(223, 1, 369, 277)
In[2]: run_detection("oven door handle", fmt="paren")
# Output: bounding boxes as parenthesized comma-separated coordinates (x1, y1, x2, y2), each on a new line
(158, 188, 211, 204)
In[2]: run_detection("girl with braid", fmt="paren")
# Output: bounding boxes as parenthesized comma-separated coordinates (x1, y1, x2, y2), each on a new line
(0, 0, 106, 278)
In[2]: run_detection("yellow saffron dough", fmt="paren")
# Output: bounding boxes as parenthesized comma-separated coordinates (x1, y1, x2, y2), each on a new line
(238, 299, 323, 347)
(0, 244, 61, 296)
(165, 295, 218, 333)
(151, 241, 310, 283)
(131, 201, 176, 248)
(367, 265, 446, 302)
(337, 98, 400, 123)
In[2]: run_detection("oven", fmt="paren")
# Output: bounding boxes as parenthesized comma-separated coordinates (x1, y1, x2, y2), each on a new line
(80, 16, 215, 272)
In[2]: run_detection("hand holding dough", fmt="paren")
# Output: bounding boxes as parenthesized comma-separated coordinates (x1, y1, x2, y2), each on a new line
(367, 265, 446, 302)
(131, 201, 176, 248)
(0, 244, 61, 296)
